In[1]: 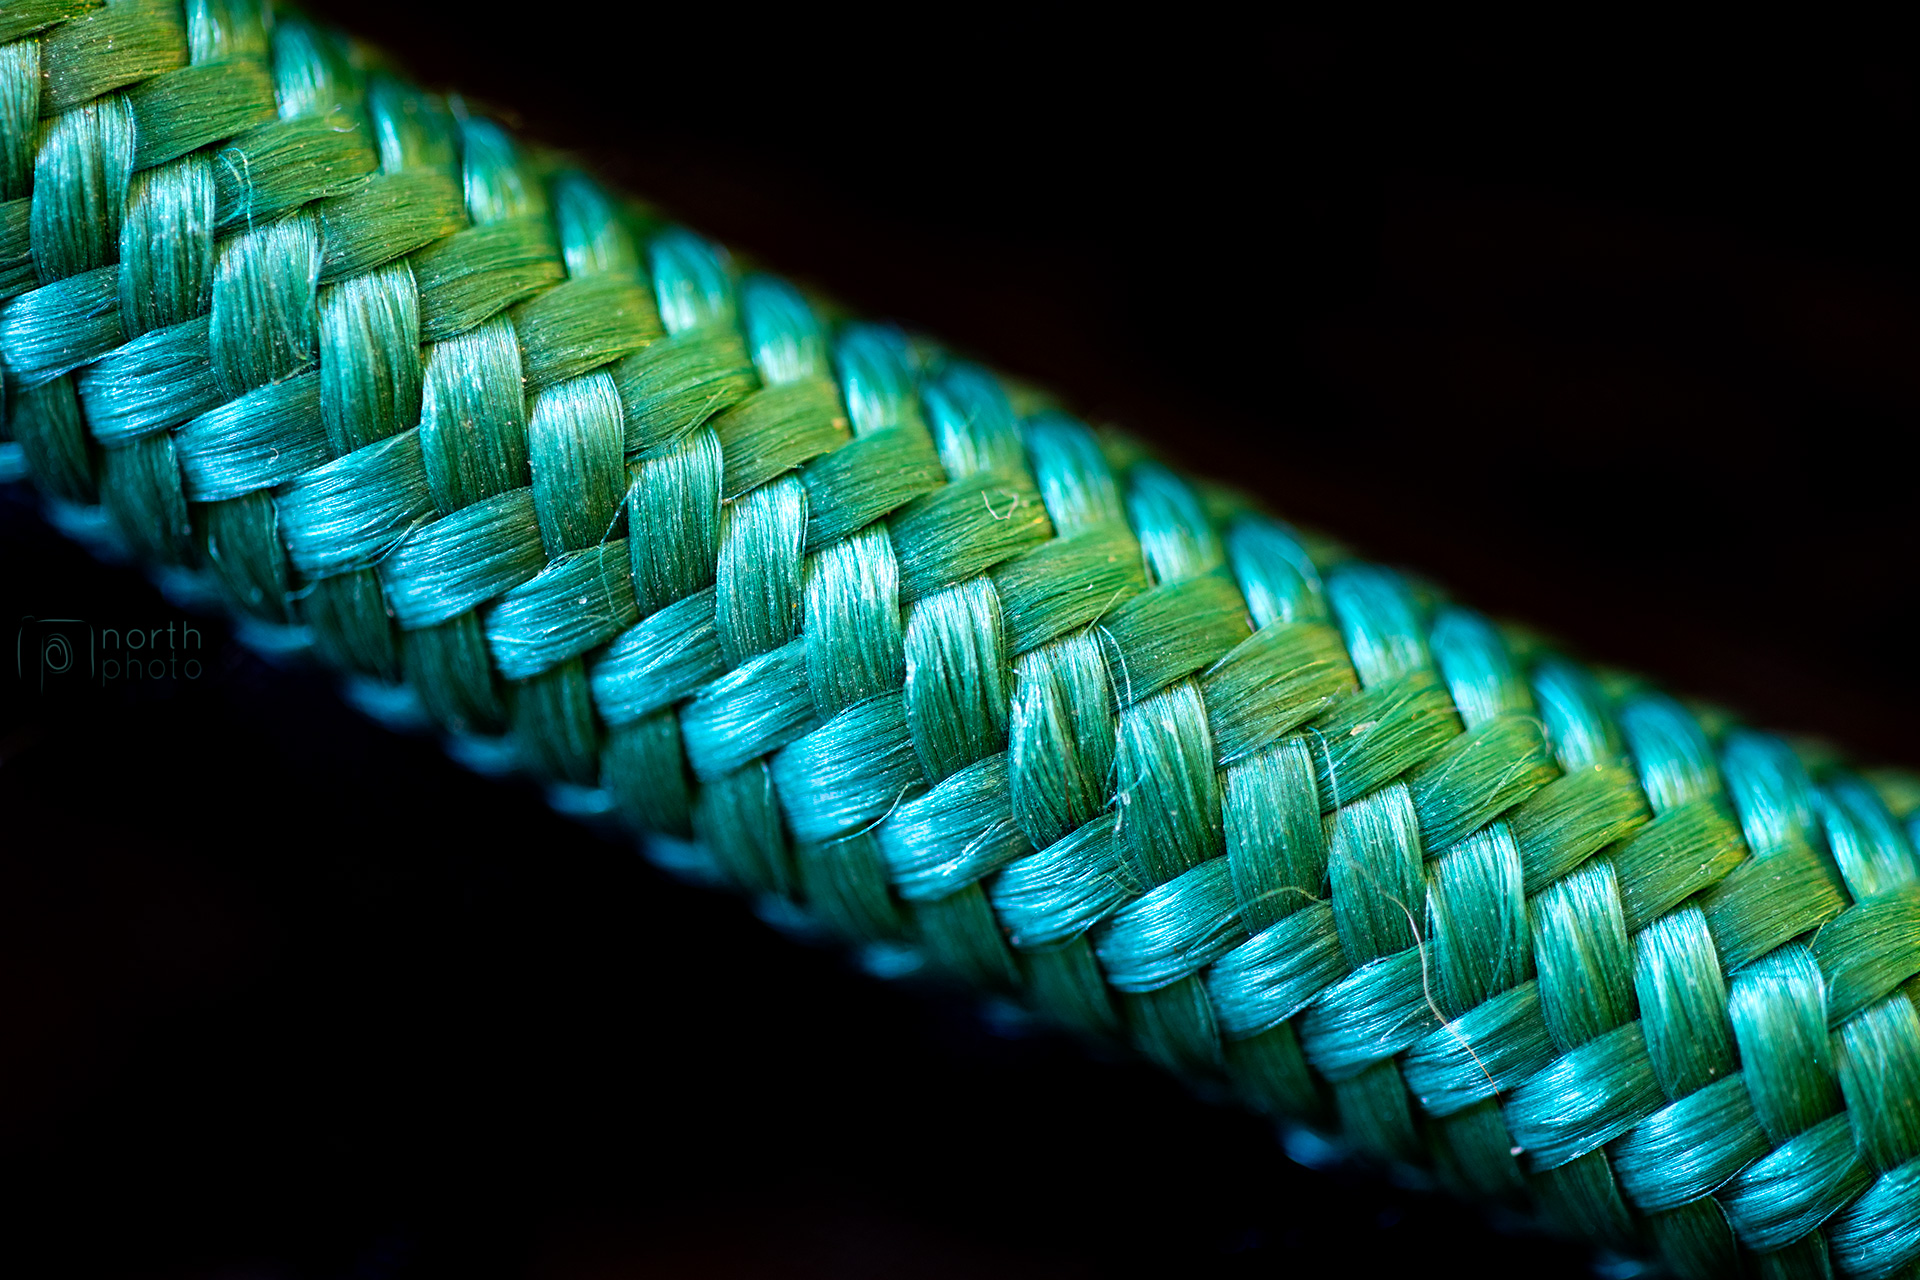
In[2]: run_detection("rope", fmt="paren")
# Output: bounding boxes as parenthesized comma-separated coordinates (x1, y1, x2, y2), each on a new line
(3, 6, 1917, 1276)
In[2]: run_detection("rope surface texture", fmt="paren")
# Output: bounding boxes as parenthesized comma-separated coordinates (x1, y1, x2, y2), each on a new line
(5, 5, 1920, 1277)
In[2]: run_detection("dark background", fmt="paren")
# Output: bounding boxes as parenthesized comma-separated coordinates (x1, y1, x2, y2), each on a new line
(4, 10, 1919, 1277)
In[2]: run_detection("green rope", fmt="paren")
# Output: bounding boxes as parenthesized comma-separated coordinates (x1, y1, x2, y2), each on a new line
(4, 6, 1918, 1276)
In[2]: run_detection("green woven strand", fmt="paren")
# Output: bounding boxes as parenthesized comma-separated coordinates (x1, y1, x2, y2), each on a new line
(38, 1, 185, 120)
(120, 156, 215, 335)
(13, 373, 94, 502)
(188, 0, 269, 64)
(124, 50, 275, 171)
(0, 197, 33, 300)
(403, 612, 507, 736)
(304, 567, 398, 680)
(99, 428, 192, 563)
(200, 486, 288, 621)
(211, 110, 375, 231)
(0, 39, 41, 194)
(0, 2, 93, 49)
(31, 91, 133, 282)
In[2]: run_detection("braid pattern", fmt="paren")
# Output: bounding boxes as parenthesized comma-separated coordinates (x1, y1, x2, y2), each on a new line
(7, 7, 1920, 1276)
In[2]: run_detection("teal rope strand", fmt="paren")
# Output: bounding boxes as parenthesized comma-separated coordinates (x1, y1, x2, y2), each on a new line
(7, 7, 1920, 1278)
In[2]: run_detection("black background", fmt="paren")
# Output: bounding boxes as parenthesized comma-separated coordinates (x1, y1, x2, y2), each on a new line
(4, 9, 1919, 1277)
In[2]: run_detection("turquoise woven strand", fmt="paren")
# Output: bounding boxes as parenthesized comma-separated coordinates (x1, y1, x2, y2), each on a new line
(9, 7, 1920, 1278)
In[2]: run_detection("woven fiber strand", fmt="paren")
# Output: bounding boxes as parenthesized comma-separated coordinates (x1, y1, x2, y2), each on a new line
(5, 7, 1920, 1278)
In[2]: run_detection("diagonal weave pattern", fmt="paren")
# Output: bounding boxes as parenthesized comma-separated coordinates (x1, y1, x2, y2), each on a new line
(7, 5, 1920, 1276)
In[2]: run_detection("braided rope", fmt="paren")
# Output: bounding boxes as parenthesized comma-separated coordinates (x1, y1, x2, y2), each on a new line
(6, 6, 1920, 1276)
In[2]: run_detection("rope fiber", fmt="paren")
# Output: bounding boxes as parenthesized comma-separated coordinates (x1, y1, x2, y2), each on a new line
(4, 5, 1919, 1276)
